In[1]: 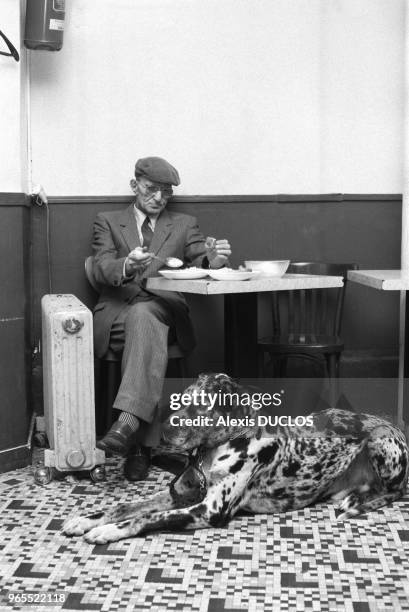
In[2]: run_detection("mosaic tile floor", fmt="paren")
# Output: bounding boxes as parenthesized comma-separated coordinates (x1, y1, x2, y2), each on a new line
(1, 454, 409, 612)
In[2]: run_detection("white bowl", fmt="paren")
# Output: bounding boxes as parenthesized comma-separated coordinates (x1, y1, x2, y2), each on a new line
(158, 268, 209, 280)
(244, 260, 290, 277)
(207, 269, 260, 281)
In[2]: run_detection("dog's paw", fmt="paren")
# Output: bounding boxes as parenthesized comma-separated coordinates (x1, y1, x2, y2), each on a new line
(336, 493, 360, 520)
(84, 523, 125, 545)
(63, 516, 99, 536)
(337, 507, 360, 521)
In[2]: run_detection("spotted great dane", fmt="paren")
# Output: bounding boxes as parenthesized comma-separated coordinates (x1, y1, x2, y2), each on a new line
(63, 373, 409, 544)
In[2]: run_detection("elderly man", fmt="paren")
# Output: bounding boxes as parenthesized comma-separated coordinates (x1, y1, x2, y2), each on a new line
(93, 156, 231, 480)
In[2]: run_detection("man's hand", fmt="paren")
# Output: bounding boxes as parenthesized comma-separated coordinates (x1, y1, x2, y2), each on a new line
(205, 237, 232, 269)
(125, 247, 154, 276)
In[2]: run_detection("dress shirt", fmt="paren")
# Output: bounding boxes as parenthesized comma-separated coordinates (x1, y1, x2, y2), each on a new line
(133, 205, 157, 243)
(122, 205, 158, 278)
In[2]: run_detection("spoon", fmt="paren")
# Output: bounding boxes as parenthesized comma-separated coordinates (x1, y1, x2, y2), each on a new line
(152, 254, 184, 268)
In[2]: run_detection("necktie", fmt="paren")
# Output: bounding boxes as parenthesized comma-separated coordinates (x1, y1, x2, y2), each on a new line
(141, 217, 153, 250)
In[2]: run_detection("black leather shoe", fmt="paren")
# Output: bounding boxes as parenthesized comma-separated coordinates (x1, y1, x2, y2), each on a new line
(124, 447, 151, 481)
(96, 420, 136, 456)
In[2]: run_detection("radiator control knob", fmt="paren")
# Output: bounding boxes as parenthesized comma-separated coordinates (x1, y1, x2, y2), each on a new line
(66, 449, 86, 468)
(62, 318, 84, 334)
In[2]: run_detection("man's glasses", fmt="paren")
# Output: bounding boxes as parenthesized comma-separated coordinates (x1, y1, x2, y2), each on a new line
(141, 182, 173, 198)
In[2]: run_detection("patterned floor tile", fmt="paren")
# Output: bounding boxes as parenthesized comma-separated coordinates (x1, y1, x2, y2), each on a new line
(0, 452, 408, 611)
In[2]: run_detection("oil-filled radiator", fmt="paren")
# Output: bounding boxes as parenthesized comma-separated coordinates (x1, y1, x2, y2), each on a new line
(36, 294, 105, 484)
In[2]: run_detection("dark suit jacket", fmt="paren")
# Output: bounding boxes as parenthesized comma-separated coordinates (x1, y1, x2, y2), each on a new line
(92, 204, 208, 358)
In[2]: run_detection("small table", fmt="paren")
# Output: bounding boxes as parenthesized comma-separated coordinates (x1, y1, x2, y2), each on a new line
(348, 269, 409, 291)
(348, 269, 409, 428)
(147, 274, 344, 377)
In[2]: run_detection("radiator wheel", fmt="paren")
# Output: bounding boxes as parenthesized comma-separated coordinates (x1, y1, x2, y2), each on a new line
(90, 465, 106, 482)
(34, 466, 64, 485)
(34, 466, 53, 485)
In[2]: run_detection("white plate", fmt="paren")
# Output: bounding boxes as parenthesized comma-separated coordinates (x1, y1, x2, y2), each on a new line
(207, 269, 260, 281)
(158, 268, 209, 280)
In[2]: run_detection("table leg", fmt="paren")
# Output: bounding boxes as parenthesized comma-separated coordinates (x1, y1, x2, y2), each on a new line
(224, 293, 258, 378)
(404, 291, 409, 432)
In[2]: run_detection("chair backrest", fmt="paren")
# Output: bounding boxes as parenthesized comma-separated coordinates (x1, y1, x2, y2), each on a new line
(84, 255, 101, 293)
(272, 262, 359, 337)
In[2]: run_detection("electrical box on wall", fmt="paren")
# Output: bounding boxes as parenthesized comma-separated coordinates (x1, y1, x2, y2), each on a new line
(24, 0, 65, 51)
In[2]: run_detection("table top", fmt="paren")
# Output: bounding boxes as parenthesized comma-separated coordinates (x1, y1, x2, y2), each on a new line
(147, 273, 344, 295)
(348, 270, 409, 291)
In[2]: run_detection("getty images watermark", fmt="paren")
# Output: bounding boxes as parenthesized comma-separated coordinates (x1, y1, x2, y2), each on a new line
(168, 389, 314, 428)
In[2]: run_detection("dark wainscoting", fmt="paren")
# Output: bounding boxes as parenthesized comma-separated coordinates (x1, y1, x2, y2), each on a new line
(0, 193, 32, 472)
(0, 192, 402, 472)
(31, 194, 401, 380)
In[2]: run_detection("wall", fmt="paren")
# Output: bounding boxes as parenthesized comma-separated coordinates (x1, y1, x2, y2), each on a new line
(0, 2, 31, 471)
(29, 196, 401, 381)
(0, 1, 405, 470)
(0, 195, 31, 470)
(28, 0, 404, 196)
(0, 0, 27, 191)
(319, 1, 404, 192)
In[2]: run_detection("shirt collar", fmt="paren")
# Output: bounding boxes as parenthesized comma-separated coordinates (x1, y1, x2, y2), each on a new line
(133, 204, 157, 228)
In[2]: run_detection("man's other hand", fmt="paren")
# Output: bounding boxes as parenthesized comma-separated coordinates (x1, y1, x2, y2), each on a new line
(205, 237, 232, 269)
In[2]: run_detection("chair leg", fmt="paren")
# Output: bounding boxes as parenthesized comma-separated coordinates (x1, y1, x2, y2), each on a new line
(258, 349, 265, 377)
(105, 361, 120, 430)
(271, 356, 288, 378)
(278, 357, 288, 377)
(177, 357, 188, 379)
(166, 357, 188, 378)
(326, 353, 339, 407)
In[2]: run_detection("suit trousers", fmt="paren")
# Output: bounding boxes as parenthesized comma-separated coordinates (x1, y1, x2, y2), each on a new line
(108, 295, 177, 447)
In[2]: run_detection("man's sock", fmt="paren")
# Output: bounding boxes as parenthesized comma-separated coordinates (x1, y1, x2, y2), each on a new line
(118, 411, 140, 432)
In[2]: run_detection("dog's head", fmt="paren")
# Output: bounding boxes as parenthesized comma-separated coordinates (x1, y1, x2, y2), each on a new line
(161, 373, 256, 452)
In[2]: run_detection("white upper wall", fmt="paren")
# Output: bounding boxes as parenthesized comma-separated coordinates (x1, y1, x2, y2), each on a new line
(26, 0, 405, 195)
(319, 0, 404, 193)
(0, 0, 26, 192)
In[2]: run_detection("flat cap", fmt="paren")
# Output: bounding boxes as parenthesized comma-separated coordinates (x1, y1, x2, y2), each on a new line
(134, 156, 180, 186)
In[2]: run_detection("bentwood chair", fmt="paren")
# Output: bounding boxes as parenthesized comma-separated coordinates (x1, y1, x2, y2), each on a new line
(85, 256, 187, 435)
(257, 262, 358, 405)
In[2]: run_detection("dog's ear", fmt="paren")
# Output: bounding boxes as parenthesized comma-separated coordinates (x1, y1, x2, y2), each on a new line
(195, 372, 241, 399)
(213, 373, 239, 394)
